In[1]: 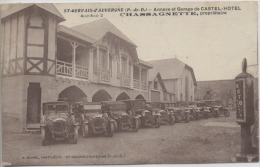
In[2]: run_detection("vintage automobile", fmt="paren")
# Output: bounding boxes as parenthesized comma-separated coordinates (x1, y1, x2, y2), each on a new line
(188, 101, 210, 119)
(101, 101, 140, 132)
(165, 102, 190, 123)
(148, 101, 175, 125)
(203, 100, 230, 117)
(41, 101, 79, 146)
(176, 101, 198, 121)
(121, 99, 161, 128)
(73, 102, 116, 137)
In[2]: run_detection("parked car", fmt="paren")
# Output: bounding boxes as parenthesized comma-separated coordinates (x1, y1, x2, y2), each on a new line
(41, 101, 79, 146)
(164, 102, 190, 123)
(101, 101, 140, 132)
(73, 102, 115, 137)
(176, 101, 195, 121)
(121, 99, 161, 128)
(148, 101, 175, 125)
(203, 100, 230, 117)
(188, 101, 210, 119)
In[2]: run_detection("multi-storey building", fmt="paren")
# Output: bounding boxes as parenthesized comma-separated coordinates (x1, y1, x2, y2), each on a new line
(1, 4, 152, 132)
(148, 72, 175, 102)
(149, 58, 197, 102)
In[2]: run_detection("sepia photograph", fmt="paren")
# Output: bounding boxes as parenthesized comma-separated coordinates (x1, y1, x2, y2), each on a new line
(0, 1, 259, 166)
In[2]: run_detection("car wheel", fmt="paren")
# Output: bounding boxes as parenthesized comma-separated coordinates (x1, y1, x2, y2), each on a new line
(138, 118, 142, 128)
(41, 127, 46, 146)
(185, 114, 190, 123)
(117, 121, 122, 132)
(213, 110, 219, 118)
(107, 122, 114, 137)
(204, 113, 209, 119)
(169, 114, 175, 125)
(156, 117, 161, 128)
(82, 124, 89, 138)
(73, 127, 78, 144)
(224, 110, 230, 117)
(113, 121, 118, 132)
(68, 128, 78, 144)
(133, 118, 139, 132)
(195, 113, 199, 120)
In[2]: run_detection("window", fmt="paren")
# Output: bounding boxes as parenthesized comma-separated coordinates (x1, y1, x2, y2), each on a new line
(191, 96, 193, 101)
(99, 49, 107, 70)
(154, 81, 158, 89)
(180, 94, 183, 101)
(121, 56, 127, 75)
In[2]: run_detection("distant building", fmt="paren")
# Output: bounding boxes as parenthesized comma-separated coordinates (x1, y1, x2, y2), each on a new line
(149, 58, 197, 102)
(148, 72, 175, 102)
(1, 4, 152, 132)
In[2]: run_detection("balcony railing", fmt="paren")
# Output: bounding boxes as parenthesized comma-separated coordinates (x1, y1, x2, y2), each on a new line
(56, 60, 72, 76)
(75, 64, 88, 79)
(99, 69, 110, 83)
(141, 81, 147, 90)
(56, 60, 88, 79)
(121, 76, 131, 87)
(133, 79, 140, 89)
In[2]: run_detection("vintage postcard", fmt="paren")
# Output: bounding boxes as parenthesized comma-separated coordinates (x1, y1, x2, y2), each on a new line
(0, 1, 259, 166)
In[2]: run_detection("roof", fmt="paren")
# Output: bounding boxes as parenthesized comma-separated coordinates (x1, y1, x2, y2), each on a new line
(1, 4, 65, 22)
(71, 18, 136, 47)
(148, 72, 166, 91)
(57, 25, 94, 45)
(148, 58, 197, 86)
(137, 59, 153, 69)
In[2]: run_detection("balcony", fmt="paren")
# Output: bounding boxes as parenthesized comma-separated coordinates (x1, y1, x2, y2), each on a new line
(133, 79, 140, 89)
(56, 60, 88, 80)
(121, 75, 131, 88)
(99, 69, 110, 84)
(141, 81, 147, 90)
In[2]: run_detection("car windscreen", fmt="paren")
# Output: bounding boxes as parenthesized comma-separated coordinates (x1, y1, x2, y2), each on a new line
(177, 103, 188, 107)
(150, 103, 161, 109)
(197, 103, 206, 107)
(45, 104, 68, 115)
(212, 101, 222, 106)
(132, 101, 146, 110)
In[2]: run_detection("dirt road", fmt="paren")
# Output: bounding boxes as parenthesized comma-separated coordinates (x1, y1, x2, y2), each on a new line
(2, 112, 240, 165)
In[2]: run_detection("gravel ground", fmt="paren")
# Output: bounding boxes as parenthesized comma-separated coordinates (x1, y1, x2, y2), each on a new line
(2, 111, 240, 166)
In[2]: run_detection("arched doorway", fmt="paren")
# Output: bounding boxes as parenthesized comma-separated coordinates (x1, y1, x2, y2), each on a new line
(135, 94, 145, 100)
(116, 92, 130, 101)
(58, 86, 87, 103)
(92, 89, 112, 102)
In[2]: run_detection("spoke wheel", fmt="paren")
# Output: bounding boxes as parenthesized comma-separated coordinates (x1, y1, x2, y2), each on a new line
(82, 124, 89, 138)
(133, 118, 139, 132)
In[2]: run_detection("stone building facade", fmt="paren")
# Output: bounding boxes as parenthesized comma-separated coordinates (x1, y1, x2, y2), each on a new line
(1, 4, 152, 132)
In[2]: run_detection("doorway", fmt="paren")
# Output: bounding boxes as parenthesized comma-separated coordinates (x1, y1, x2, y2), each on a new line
(27, 83, 41, 124)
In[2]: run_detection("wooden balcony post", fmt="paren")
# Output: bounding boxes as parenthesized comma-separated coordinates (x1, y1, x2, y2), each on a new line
(127, 56, 129, 76)
(70, 42, 78, 78)
(97, 45, 100, 70)
(120, 54, 122, 73)
(130, 63, 133, 88)
(107, 49, 110, 70)
(88, 48, 93, 80)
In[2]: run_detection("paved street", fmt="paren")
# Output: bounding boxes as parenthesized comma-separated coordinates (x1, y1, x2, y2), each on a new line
(3, 111, 240, 165)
